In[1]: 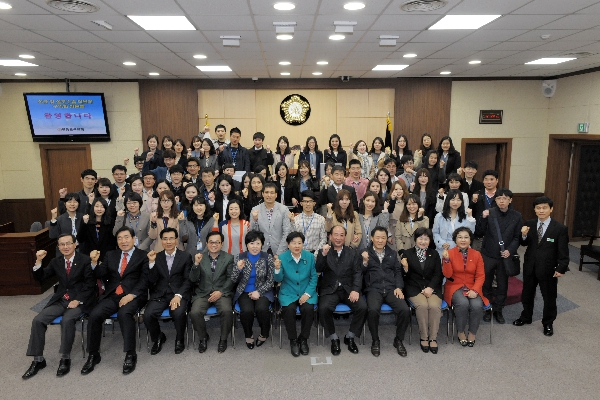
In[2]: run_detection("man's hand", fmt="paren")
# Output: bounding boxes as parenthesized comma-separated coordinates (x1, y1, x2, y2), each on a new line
(299, 293, 309, 305)
(123, 157, 129, 166)
(553, 271, 564, 278)
(394, 288, 404, 299)
(58, 188, 68, 198)
(288, 211, 295, 222)
(87, 192, 95, 204)
(194, 253, 203, 265)
(482, 209, 489, 218)
(117, 209, 125, 217)
(147, 250, 157, 263)
(457, 167, 463, 176)
(500, 250, 510, 258)
(265, 144, 271, 152)
(348, 291, 359, 303)
(208, 192, 215, 202)
(252, 209, 259, 222)
(51, 208, 58, 220)
(326, 203, 333, 214)
(467, 208, 473, 218)
(170, 296, 181, 310)
(472, 193, 479, 203)
(82, 214, 90, 224)
(90, 250, 100, 264)
(208, 291, 222, 303)
(36, 250, 47, 263)
(67, 300, 80, 309)
(321, 244, 330, 256)
(117, 186, 125, 198)
(237, 259, 245, 270)
(521, 226, 530, 235)
(119, 294, 135, 307)
(292, 198, 298, 207)
(134, 147, 139, 156)
(361, 251, 369, 265)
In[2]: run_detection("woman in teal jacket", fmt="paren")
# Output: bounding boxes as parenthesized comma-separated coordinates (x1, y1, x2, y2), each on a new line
(275, 231, 318, 357)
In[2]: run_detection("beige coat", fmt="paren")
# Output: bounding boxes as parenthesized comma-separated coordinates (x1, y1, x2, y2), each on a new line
(394, 216, 429, 252)
(325, 211, 362, 248)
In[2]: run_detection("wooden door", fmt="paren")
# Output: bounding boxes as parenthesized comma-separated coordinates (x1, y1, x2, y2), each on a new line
(570, 144, 600, 238)
(462, 138, 512, 188)
(40, 144, 92, 219)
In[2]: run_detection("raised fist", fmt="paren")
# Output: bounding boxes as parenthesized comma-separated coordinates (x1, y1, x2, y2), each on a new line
(383, 201, 389, 212)
(242, 188, 248, 198)
(150, 212, 157, 223)
(87, 192, 95, 203)
(288, 212, 295, 222)
(252, 209, 259, 222)
(442, 249, 449, 260)
(472, 193, 479, 203)
(58, 188, 68, 198)
(482, 210, 489, 219)
(117, 210, 125, 217)
(213, 213, 219, 222)
(178, 211, 185, 221)
(194, 253, 203, 265)
(187, 148, 192, 156)
(90, 250, 100, 263)
(418, 207, 425, 218)
(322, 244, 331, 256)
(123, 158, 129, 166)
(467, 208, 473, 217)
(274, 256, 281, 269)
(438, 188, 445, 196)
(51, 208, 58, 219)
(146, 151, 154, 162)
(439, 159, 446, 168)
(400, 257, 408, 269)
(208, 192, 215, 202)
(237, 259, 245, 270)
(409, 182, 415, 192)
(361, 251, 369, 264)
(82, 214, 90, 224)
(36, 250, 47, 262)
(134, 147, 139, 156)
(174, 196, 179, 204)
(521, 226, 530, 235)
(147, 250, 157, 263)
(265, 144, 270, 152)
(327, 203, 333, 213)
(457, 167, 463, 175)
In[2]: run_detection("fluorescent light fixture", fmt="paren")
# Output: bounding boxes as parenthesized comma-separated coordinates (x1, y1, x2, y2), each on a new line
(379, 35, 399, 46)
(335, 21, 357, 34)
(274, 2, 295, 11)
(123, 61, 136, 66)
(15, 73, 27, 76)
(277, 34, 293, 40)
(312, 72, 322, 75)
(197, 66, 232, 72)
(19, 54, 35, 59)
(220, 36, 241, 47)
(0, 2, 12, 10)
(279, 61, 291, 65)
(193, 54, 207, 59)
(149, 72, 160, 76)
(525, 57, 576, 65)
(0, 59, 38, 66)
(329, 34, 345, 40)
(317, 61, 328, 65)
(403, 53, 417, 58)
(127, 16, 195, 31)
(429, 15, 501, 30)
(440, 71, 451, 75)
(372, 65, 409, 71)
(91, 20, 113, 30)
(280, 72, 290, 75)
(344, 2, 365, 10)
(469, 60, 481, 64)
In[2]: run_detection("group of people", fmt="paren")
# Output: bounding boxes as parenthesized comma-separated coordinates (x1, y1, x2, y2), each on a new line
(23, 126, 570, 380)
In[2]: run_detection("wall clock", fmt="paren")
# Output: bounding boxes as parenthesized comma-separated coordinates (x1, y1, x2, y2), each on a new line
(280, 94, 311, 125)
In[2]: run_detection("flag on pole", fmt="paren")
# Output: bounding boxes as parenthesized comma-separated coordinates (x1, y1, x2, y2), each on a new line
(385, 113, 393, 150)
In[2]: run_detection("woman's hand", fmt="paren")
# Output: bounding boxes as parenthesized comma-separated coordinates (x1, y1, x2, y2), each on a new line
(442, 242, 450, 250)
(467, 290, 478, 299)
(178, 211, 185, 221)
(442, 249, 449, 260)
(250, 291, 260, 300)
(150, 212, 157, 223)
(237, 259, 245, 270)
(242, 188, 248, 198)
(352, 234, 360, 244)
(82, 214, 90, 224)
(400, 257, 408, 272)
(418, 207, 425, 218)
(422, 287, 433, 298)
(299, 293, 309, 305)
(292, 198, 298, 207)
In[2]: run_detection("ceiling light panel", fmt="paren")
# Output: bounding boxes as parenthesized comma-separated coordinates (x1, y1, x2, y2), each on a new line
(525, 57, 576, 65)
(372, 65, 409, 71)
(0, 59, 38, 66)
(0, 2, 12, 10)
(344, 2, 365, 11)
(429, 15, 502, 30)
(127, 16, 196, 31)
(197, 66, 232, 71)
(274, 3, 295, 11)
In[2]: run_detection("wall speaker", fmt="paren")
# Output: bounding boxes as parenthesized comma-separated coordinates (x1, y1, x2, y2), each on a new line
(542, 80, 557, 98)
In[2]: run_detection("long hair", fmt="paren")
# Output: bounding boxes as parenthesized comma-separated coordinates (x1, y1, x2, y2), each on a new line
(420, 133, 433, 154)
(367, 179, 384, 206)
(353, 140, 368, 155)
(296, 160, 315, 183)
(441, 189, 467, 222)
(215, 174, 235, 201)
(226, 198, 246, 221)
(179, 183, 200, 213)
(88, 197, 112, 225)
(157, 190, 179, 219)
(376, 168, 392, 193)
(201, 138, 216, 156)
(303, 136, 319, 153)
(187, 195, 212, 224)
(437, 135, 457, 154)
(333, 189, 356, 223)
(358, 190, 382, 216)
(395, 134, 411, 155)
(399, 194, 421, 223)
(413, 168, 433, 193)
(328, 134, 345, 153)
(390, 180, 409, 202)
(276, 136, 291, 155)
(248, 173, 266, 204)
(370, 137, 385, 153)
(424, 150, 440, 169)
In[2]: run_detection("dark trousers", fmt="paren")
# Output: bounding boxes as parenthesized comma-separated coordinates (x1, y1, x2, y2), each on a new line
(318, 286, 367, 337)
(237, 292, 271, 339)
(281, 301, 314, 340)
(144, 298, 189, 342)
(366, 290, 410, 341)
(482, 255, 508, 310)
(86, 294, 144, 354)
(27, 300, 82, 357)
(189, 296, 233, 341)
(520, 273, 558, 326)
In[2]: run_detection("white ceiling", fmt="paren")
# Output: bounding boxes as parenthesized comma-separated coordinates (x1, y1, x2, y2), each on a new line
(1, 0, 600, 79)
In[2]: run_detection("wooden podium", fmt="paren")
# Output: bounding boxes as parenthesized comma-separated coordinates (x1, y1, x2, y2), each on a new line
(0, 228, 57, 296)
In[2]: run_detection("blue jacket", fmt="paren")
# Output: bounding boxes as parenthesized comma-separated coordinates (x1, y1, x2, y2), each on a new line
(274, 250, 318, 307)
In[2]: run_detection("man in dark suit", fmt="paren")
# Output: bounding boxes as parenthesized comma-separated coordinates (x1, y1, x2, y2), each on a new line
(459, 160, 484, 205)
(81, 226, 148, 375)
(189, 231, 235, 354)
(23, 234, 96, 379)
(144, 228, 193, 355)
(248, 131, 274, 174)
(142, 149, 178, 182)
(513, 196, 569, 336)
(110, 164, 132, 200)
(316, 225, 367, 356)
(318, 165, 359, 212)
(218, 127, 251, 173)
(57, 169, 97, 215)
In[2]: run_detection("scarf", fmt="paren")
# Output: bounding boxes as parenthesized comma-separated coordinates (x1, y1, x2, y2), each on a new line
(357, 152, 370, 178)
(415, 247, 426, 263)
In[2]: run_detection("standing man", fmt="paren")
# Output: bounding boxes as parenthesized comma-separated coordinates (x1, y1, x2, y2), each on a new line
(475, 188, 522, 324)
(184, 157, 202, 185)
(291, 191, 327, 255)
(513, 196, 569, 336)
(110, 165, 131, 199)
(144, 228, 193, 355)
(345, 159, 369, 203)
(23, 234, 96, 379)
(362, 227, 410, 357)
(218, 127, 251, 172)
(472, 169, 499, 251)
(249, 132, 274, 174)
(209, 124, 230, 154)
(142, 149, 177, 182)
(58, 169, 97, 215)
(82, 226, 148, 375)
(318, 165, 359, 212)
(459, 160, 484, 206)
(250, 182, 292, 255)
(316, 225, 367, 356)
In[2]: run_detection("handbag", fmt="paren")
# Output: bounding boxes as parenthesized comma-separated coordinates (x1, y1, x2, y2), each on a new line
(490, 211, 521, 277)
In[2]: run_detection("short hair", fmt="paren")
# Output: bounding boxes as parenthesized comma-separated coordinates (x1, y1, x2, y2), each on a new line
(163, 149, 176, 159)
(332, 165, 346, 175)
(169, 164, 184, 175)
(384, 158, 397, 167)
(186, 157, 200, 166)
(348, 158, 362, 168)
(124, 192, 143, 207)
(329, 225, 347, 235)
(206, 230, 224, 243)
(371, 226, 388, 237)
(286, 231, 305, 244)
(201, 168, 216, 176)
(447, 172, 462, 182)
(160, 227, 178, 239)
(115, 226, 135, 238)
(253, 131, 265, 140)
(215, 124, 226, 132)
(245, 230, 264, 246)
(64, 192, 80, 204)
(482, 169, 499, 179)
(222, 163, 235, 171)
(57, 233, 76, 243)
(97, 177, 111, 187)
(230, 127, 241, 135)
(253, 164, 267, 174)
(413, 227, 434, 244)
(533, 196, 553, 208)
(400, 155, 414, 165)
(263, 182, 277, 192)
(496, 188, 513, 198)
(81, 169, 97, 179)
(134, 156, 145, 164)
(146, 134, 159, 144)
(300, 190, 315, 201)
(452, 226, 474, 243)
(464, 160, 478, 169)
(142, 171, 156, 179)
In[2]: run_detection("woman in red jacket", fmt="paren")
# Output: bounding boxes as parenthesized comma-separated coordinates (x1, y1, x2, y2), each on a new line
(442, 227, 489, 347)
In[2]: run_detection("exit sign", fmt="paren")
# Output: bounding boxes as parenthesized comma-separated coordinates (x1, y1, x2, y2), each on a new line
(578, 123, 589, 133)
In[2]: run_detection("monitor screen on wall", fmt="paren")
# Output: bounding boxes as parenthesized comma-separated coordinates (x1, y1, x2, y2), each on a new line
(23, 93, 111, 142)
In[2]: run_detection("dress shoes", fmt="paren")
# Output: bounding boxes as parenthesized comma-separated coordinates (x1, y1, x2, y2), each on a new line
(371, 340, 381, 357)
(330, 339, 341, 356)
(217, 339, 228, 353)
(394, 337, 407, 357)
(56, 359, 71, 377)
(513, 318, 532, 326)
(419, 339, 430, 353)
(483, 310, 492, 322)
(543, 324, 554, 336)
(344, 336, 359, 354)
(80, 353, 101, 375)
(255, 336, 268, 348)
(494, 311, 506, 324)
(198, 333, 209, 353)
(298, 336, 309, 356)
(290, 339, 300, 357)
(22, 359, 46, 379)
(150, 332, 167, 355)
(122, 353, 137, 375)
(429, 340, 438, 354)
(174, 340, 185, 354)
(246, 340, 255, 350)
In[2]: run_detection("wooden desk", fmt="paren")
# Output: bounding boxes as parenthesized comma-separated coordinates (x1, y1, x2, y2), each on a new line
(0, 228, 57, 296)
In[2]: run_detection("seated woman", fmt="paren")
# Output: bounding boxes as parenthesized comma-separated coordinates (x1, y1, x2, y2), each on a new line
(212, 199, 249, 256)
(357, 191, 389, 251)
(400, 227, 443, 354)
(180, 196, 214, 256)
(432, 189, 475, 256)
(274, 232, 318, 357)
(442, 227, 488, 347)
(325, 189, 362, 248)
(395, 194, 429, 257)
(231, 230, 275, 349)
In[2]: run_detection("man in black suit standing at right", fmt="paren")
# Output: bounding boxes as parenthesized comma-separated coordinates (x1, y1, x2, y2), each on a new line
(513, 196, 569, 336)
(318, 165, 359, 213)
(82, 226, 148, 375)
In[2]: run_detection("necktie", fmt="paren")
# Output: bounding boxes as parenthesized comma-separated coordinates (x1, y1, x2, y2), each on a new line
(71, 218, 77, 235)
(537, 222, 543, 244)
(115, 253, 128, 295)
(167, 253, 174, 273)
(211, 258, 217, 273)
(63, 260, 72, 300)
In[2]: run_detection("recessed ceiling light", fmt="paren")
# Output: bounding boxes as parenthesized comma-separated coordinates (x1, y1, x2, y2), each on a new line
(317, 61, 328, 65)
(0, 59, 38, 66)
(279, 61, 291, 65)
(15, 73, 26, 76)
(0, 2, 12, 10)
(274, 2, 295, 11)
(525, 57, 576, 65)
(276, 34, 293, 40)
(193, 54, 207, 59)
(372, 65, 409, 71)
(127, 16, 196, 31)
(329, 34, 345, 40)
(197, 66, 232, 72)
(123, 61, 136, 66)
(149, 72, 160, 76)
(19, 54, 35, 59)
(281, 72, 290, 75)
(469, 60, 481, 64)
(440, 71, 451, 75)
(312, 72, 322, 75)
(429, 15, 501, 30)
(344, 2, 365, 10)
(403, 53, 417, 58)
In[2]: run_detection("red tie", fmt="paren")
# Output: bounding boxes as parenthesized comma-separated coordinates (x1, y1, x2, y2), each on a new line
(63, 260, 72, 300)
(115, 253, 128, 295)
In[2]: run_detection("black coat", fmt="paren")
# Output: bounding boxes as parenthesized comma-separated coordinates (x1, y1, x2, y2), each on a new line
(401, 247, 443, 299)
(94, 248, 149, 301)
(76, 221, 117, 260)
(298, 151, 324, 179)
(218, 145, 251, 173)
(248, 148, 274, 174)
(362, 245, 404, 294)
(273, 179, 296, 208)
(476, 207, 523, 260)
(324, 149, 348, 169)
(147, 250, 193, 301)
(318, 184, 359, 211)
(520, 218, 570, 280)
(315, 246, 362, 295)
(440, 151, 462, 175)
(460, 178, 484, 204)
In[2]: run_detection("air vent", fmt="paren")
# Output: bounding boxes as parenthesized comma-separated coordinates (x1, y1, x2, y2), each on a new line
(401, 0, 447, 12)
(562, 51, 595, 58)
(46, 0, 99, 13)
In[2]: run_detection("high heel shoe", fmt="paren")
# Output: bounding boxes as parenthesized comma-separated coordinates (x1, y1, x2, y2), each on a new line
(420, 339, 429, 353)
(246, 338, 255, 350)
(255, 335, 267, 348)
(467, 340, 475, 347)
(429, 339, 438, 354)
(457, 333, 468, 347)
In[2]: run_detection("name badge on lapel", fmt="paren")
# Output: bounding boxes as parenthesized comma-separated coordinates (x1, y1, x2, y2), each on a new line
(547, 238, 554, 242)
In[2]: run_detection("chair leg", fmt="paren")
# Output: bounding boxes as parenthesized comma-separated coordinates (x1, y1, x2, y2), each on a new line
(579, 254, 583, 271)
(445, 309, 449, 344)
(81, 317, 86, 359)
(231, 312, 236, 349)
(408, 312, 412, 345)
(279, 314, 283, 349)
(137, 313, 141, 352)
(451, 306, 455, 344)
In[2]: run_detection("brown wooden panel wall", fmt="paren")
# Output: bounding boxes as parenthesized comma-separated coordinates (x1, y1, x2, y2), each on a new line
(512, 193, 544, 222)
(0, 199, 47, 233)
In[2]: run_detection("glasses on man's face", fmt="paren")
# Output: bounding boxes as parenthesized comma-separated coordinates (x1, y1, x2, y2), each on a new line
(58, 242, 74, 247)
(160, 199, 173, 203)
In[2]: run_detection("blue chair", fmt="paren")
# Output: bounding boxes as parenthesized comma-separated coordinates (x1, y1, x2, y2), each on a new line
(321, 303, 364, 346)
(451, 303, 493, 344)
(406, 299, 450, 345)
(278, 304, 318, 349)
(191, 305, 235, 349)
(233, 302, 274, 348)
(101, 311, 141, 351)
(50, 314, 86, 358)
(145, 307, 189, 352)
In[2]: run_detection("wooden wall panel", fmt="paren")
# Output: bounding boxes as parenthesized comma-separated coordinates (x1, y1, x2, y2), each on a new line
(512, 193, 544, 222)
(198, 89, 224, 121)
(369, 89, 395, 118)
(544, 137, 573, 226)
(337, 89, 369, 117)
(0, 199, 47, 233)
(224, 90, 256, 119)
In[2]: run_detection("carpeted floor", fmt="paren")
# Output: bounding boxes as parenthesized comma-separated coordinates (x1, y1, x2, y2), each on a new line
(4, 245, 599, 399)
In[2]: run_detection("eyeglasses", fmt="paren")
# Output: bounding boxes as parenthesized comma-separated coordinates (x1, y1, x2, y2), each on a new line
(58, 242, 74, 247)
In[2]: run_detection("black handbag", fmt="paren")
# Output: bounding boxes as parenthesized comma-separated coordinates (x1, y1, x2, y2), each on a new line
(491, 212, 521, 277)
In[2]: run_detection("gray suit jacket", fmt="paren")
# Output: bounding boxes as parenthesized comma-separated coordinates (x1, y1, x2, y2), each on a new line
(179, 218, 216, 256)
(250, 202, 292, 255)
(357, 212, 390, 251)
(49, 212, 84, 239)
(113, 212, 153, 251)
